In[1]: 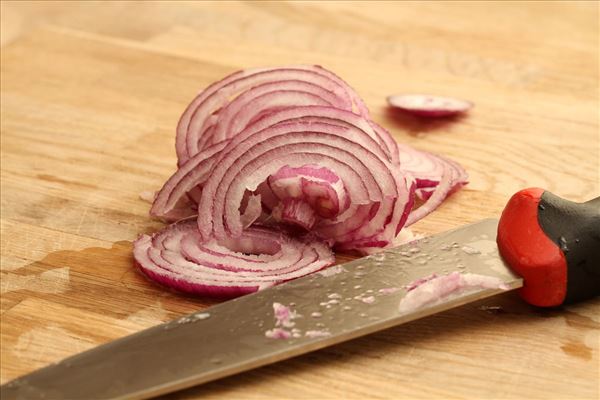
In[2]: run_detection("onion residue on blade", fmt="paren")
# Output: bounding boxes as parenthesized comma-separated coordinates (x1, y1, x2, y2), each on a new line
(378, 287, 400, 295)
(133, 65, 468, 297)
(461, 245, 481, 255)
(361, 295, 376, 304)
(265, 302, 299, 339)
(391, 228, 424, 247)
(354, 294, 376, 304)
(273, 302, 298, 328)
(265, 302, 333, 340)
(305, 330, 331, 338)
(265, 328, 292, 339)
(317, 265, 346, 277)
(405, 273, 439, 292)
(398, 272, 509, 313)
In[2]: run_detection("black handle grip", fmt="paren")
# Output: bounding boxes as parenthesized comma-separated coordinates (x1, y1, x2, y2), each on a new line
(497, 188, 600, 306)
(538, 192, 600, 304)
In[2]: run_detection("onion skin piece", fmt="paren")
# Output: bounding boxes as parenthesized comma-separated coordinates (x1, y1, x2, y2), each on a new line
(387, 94, 473, 117)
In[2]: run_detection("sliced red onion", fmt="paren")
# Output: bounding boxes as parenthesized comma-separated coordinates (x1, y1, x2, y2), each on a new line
(369, 121, 400, 165)
(155, 106, 401, 223)
(133, 220, 334, 297)
(405, 167, 453, 227)
(151, 142, 227, 221)
(176, 66, 370, 164)
(397, 144, 468, 207)
(198, 90, 335, 151)
(272, 198, 317, 230)
(387, 94, 473, 117)
(237, 106, 397, 164)
(240, 193, 263, 229)
(201, 123, 381, 234)
(301, 179, 347, 219)
(268, 165, 348, 219)
(197, 122, 404, 247)
(136, 65, 470, 297)
(335, 184, 414, 251)
(397, 144, 445, 188)
(209, 80, 346, 146)
(398, 145, 467, 189)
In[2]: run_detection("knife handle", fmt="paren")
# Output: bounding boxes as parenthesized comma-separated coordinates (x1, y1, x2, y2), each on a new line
(497, 188, 600, 307)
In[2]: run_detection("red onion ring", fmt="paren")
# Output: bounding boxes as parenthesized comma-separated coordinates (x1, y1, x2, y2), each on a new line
(134, 220, 334, 297)
(209, 81, 345, 146)
(176, 65, 369, 165)
(150, 141, 227, 221)
(405, 168, 453, 227)
(241, 106, 398, 163)
(268, 165, 349, 219)
(197, 122, 400, 240)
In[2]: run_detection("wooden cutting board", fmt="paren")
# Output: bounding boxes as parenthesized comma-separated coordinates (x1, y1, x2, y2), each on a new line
(1, 2, 598, 399)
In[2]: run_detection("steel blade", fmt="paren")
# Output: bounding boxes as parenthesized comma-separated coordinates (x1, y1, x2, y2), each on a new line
(1, 218, 522, 400)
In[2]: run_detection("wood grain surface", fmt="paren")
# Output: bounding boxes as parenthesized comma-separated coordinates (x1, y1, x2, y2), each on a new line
(1, 1, 598, 399)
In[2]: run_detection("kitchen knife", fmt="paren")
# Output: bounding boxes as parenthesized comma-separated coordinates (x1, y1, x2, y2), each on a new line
(2, 188, 598, 399)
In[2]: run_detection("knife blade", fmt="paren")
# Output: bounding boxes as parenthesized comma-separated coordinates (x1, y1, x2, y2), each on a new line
(2, 188, 598, 399)
(1, 218, 521, 399)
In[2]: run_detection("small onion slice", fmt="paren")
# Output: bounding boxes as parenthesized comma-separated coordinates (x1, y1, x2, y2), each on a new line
(387, 94, 473, 117)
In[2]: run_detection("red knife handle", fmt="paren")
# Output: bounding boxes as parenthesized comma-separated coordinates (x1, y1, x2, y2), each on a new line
(497, 188, 600, 306)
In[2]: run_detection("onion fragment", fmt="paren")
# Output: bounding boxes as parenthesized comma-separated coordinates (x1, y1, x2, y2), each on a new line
(387, 94, 473, 117)
(399, 272, 508, 313)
